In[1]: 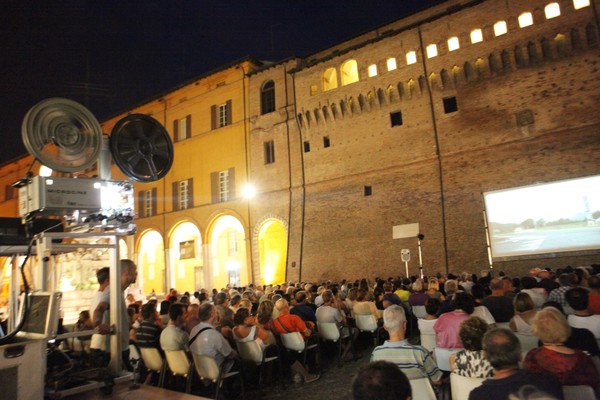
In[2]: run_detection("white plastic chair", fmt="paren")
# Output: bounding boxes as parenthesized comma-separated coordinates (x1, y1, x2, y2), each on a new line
(355, 314, 379, 345)
(409, 378, 437, 400)
(450, 372, 485, 400)
(192, 353, 244, 400)
(165, 350, 194, 393)
(420, 333, 436, 353)
(412, 305, 427, 319)
(317, 322, 349, 367)
(280, 331, 319, 368)
(434, 347, 462, 372)
(139, 347, 166, 387)
(236, 340, 280, 385)
(562, 385, 595, 400)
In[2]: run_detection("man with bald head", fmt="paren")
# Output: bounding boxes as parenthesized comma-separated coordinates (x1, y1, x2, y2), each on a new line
(481, 278, 514, 323)
(271, 298, 313, 338)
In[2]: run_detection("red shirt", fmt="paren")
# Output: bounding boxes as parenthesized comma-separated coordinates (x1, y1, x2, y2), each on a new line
(269, 313, 308, 334)
(523, 346, 599, 390)
(589, 293, 600, 315)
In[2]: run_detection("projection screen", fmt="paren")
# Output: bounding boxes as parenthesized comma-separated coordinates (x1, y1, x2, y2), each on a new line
(483, 175, 600, 259)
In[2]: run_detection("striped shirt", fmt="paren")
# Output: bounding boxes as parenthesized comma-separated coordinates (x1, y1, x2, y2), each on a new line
(371, 339, 443, 382)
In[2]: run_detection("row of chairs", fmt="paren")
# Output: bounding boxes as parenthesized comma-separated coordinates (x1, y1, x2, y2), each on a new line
(132, 345, 244, 399)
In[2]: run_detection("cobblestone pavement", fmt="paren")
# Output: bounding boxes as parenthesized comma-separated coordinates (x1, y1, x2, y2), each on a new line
(242, 335, 376, 400)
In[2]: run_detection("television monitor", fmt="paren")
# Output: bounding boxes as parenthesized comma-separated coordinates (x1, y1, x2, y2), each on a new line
(483, 175, 600, 260)
(16, 292, 62, 340)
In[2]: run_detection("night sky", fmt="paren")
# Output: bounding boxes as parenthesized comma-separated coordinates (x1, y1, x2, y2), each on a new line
(0, 0, 442, 164)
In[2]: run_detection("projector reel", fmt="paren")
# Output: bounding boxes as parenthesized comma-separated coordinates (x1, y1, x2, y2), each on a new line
(110, 114, 174, 182)
(22, 98, 103, 173)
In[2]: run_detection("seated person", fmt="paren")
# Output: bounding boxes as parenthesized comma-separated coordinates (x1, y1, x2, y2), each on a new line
(434, 292, 475, 349)
(74, 310, 94, 348)
(316, 290, 358, 361)
(232, 307, 271, 349)
(134, 302, 162, 349)
(352, 361, 412, 400)
(268, 299, 320, 383)
(468, 328, 563, 400)
(565, 287, 600, 339)
(371, 305, 442, 384)
(509, 292, 537, 335)
(481, 278, 514, 323)
(290, 290, 317, 328)
(418, 297, 440, 335)
(450, 317, 493, 378)
(353, 289, 382, 320)
(160, 303, 189, 352)
(189, 303, 237, 371)
(523, 307, 599, 394)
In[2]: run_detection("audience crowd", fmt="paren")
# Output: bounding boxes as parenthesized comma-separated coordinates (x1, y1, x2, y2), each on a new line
(82, 263, 600, 399)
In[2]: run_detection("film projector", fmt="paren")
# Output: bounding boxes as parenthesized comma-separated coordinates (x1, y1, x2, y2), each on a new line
(17, 97, 174, 231)
(0, 98, 174, 399)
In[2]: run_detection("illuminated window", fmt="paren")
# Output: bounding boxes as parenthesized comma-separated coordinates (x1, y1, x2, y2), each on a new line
(322, 68, 338, 91)
(341, 59, 359, 86)
(426, 44, 438, 58)
(471, 29, 483, 44)
(143, 188, 157, 217)
(175, 179, 192, 211)
(448, 37, 460, 51)
(387, 58, 397, 71)
(211, 101, 231, 129)
(573, 0, 590, 9)
(174, 115, 191, 141)
(494, 21, 508, 36)
(310, 84, 318, 96)
(219, 170, 229, 202)
(545, 3, 560, 19)
(406, 51, 417, 65)
(368, 64, 378, 77)
(519, 12, 533, 28)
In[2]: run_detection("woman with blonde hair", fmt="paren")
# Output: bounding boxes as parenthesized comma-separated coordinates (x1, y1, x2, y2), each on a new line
(426, 277, 445, 301)
(523, 307, 599, 393)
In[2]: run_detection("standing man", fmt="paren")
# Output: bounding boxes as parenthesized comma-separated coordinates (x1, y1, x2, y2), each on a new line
(92, 259, 138, 369)
(90, 267, 110, 363)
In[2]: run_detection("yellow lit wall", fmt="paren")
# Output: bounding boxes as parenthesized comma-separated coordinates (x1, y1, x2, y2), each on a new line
(259, 220, 287, 285)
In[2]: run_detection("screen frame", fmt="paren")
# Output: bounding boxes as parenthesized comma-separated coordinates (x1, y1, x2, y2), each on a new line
(483, 175, 600, 261)
(16, 291, 62, 340)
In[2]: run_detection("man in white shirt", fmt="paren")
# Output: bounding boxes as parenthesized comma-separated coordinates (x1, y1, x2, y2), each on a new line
(315, 290, 357, 361)
(566, 287, 600, 339)
(90, 267, 110, 356)
(160, 303, 189, 351)
(189, 303, 237, 369)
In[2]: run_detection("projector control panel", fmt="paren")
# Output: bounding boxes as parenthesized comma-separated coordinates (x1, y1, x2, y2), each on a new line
(18, 176, 135, 229)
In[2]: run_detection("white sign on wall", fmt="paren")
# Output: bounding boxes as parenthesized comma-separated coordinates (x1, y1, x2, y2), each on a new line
(392, 223, 420, 239)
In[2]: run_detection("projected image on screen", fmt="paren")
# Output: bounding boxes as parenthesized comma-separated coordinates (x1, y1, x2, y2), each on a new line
(483, 175, 600, 259)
